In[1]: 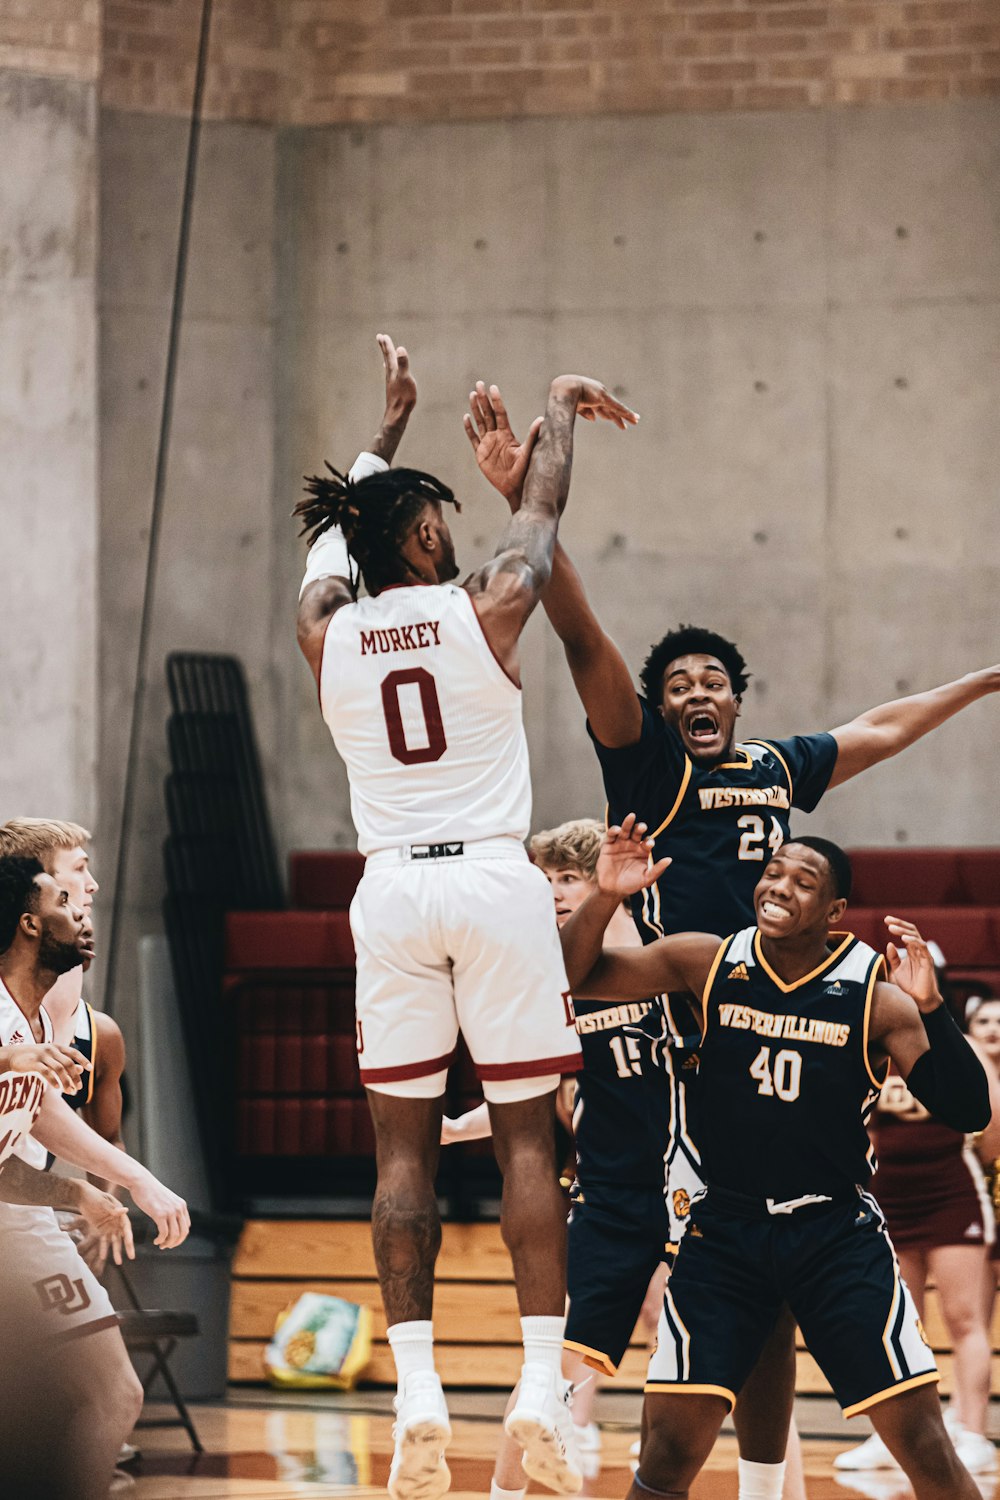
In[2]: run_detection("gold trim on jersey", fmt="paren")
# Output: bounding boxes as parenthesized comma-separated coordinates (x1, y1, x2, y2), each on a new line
(643, 1382, 736, 1410)
(563, 1340, 617, 1377)
(701, 937, 734, 1042)
(744, 739, 794, 804)
(842, 1371, 939, 1419)
(83, 1002, 97, 1106)
(649, 756, 693, 839)
(717, 746, 753, 772)
(861, 956, 889, 1090)
(751, 929, 855, 995)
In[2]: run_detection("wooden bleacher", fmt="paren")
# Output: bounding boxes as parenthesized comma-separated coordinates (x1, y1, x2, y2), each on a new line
(228, 1220, 1000, 1392)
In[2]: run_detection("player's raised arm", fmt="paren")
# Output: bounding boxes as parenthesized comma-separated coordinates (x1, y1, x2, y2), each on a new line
(465, 382, 642, 746)
(295, 333, 418, 680)
(868, 916, 990, 1134)
(465, 375, 637, 681)
(827, 666, 1000, 788)
(560, 814, 715, 1004)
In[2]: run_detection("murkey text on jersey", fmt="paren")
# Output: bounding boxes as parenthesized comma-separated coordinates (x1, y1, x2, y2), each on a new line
(360, 621, 441, 655)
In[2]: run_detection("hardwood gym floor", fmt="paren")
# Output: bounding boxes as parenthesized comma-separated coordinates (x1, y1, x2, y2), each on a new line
(128, 1394, 998, 1499)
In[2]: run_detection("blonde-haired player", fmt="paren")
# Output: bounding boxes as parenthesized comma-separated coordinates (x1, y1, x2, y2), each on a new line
(295, 336, 636, 1500)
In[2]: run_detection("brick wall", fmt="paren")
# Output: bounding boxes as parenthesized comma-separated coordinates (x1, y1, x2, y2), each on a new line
(289, 0, 1000, 125)
(101, 0, 281, 120)
(3, 0, 999, 127)
(0, 0, 100, 81)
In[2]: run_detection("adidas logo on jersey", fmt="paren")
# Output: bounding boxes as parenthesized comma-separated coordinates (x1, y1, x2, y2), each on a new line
(964, 1223, 984, 1240)
(728, 963, 750, 982)
(7, 1030, 24, 1045)
(823, 980, 846, 996)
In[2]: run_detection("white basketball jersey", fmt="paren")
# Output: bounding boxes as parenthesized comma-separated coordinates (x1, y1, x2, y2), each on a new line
(0, 978, 53, 1170)
(320, 582, 531, 854)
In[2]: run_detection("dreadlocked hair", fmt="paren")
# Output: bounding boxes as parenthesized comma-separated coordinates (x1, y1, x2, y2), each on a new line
(294, 464, 460, 598)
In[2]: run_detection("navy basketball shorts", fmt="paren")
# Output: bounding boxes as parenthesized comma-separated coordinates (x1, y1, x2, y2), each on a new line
(646, 1191, 938, 1417)
(565, 1183, 672, 1376)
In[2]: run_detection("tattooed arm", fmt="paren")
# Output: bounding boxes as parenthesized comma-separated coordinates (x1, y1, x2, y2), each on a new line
(465, 375, 636, 681)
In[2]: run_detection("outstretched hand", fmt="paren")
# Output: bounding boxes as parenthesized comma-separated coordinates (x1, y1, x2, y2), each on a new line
(376, 332, 417, 415)
(463, 381, 543, 510)
(565, 376, 640, 430)
(595, 814, 670, 900)
(885, 917, 942, 1013)
(70, 1182, 134, 1273)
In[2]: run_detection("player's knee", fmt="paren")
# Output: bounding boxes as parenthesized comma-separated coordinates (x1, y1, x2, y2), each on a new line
(72, 1330, 143, 1439)
(639, 1419, 702, 1489)
(116, 1361, 145, 1434)
(891, 1412, 958, 1484)
(944, 1299, 983, 1341)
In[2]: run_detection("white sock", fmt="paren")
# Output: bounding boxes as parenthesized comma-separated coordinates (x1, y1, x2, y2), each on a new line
(520, 1315, 565, 1378)
(490, 1484, 526, 1500)
(737, 1458, 786, 1500)
(387, 1320, 435, 1386)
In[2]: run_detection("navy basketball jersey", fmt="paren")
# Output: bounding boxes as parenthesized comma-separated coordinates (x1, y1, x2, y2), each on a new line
(591, 702, 838, 941)
(63, 998, 95, 1114)
(572, 996, 682, 1190)
(696, 927, 887, 1203)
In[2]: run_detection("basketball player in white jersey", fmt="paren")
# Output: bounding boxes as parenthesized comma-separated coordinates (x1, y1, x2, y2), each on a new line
(295, 336, 637, 1500)
(0, 820, 127, 1222)
(0, 854, 190, 1499)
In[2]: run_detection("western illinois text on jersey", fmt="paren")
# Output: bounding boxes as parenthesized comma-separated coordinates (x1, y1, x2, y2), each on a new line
(359, 621, 441, 655)
(719, 1002, 851, 1050)
(717, 1002, 851, 1048)
(575, 1000, 654, 1035)
(697, 785, 791, 811)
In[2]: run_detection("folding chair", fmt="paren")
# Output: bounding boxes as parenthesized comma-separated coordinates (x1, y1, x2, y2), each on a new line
(115, 1264, 203, 1454)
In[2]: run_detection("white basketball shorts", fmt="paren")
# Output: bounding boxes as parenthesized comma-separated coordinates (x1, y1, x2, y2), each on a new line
(351, 838, 582, 1101)
(0, 1201, 117, 1341)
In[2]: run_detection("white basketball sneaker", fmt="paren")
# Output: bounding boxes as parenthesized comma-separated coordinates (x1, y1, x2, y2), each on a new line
(574, 1421, 602, 1480)
(388, 1372, 452, 1500)
(505, 1364, 583, 1494)
(832, 1431, 900, 1471)
(955, 1429, 999, 1475)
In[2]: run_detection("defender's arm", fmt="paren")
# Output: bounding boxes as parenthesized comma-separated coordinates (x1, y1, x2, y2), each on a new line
(466, 376, 637, 681)
(827, 667, 1000, 788)
(464, 384, 642, 747)
(869, 918, 990, 1133)
(559, 814, 716, 1007)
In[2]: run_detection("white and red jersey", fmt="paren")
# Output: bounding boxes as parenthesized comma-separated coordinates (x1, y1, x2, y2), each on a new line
(0, 978, 52, 1171)
(320, 582, 531, 854)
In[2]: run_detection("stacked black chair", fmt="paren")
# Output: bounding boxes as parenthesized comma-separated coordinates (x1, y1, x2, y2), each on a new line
(162, 653, 284, 1209)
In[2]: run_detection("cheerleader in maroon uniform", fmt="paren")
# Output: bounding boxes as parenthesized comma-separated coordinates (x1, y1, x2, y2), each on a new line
(841, 1024, 1000, 1474)
(967, 996, 1000, 1328)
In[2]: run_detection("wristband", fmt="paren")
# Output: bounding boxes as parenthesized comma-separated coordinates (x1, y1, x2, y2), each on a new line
(349, 450, 389, 483)
(299, 526, 351, 599)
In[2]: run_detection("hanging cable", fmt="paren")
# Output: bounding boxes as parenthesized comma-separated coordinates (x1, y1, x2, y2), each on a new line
(102, 0, 215, 1019)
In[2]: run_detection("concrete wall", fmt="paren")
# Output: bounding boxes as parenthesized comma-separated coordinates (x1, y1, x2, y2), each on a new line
(275, 100, 1000, 850)
(87, 92, 1000, 1069)
(0, 70, 99, 826)
(97, 111, 277, 1036)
